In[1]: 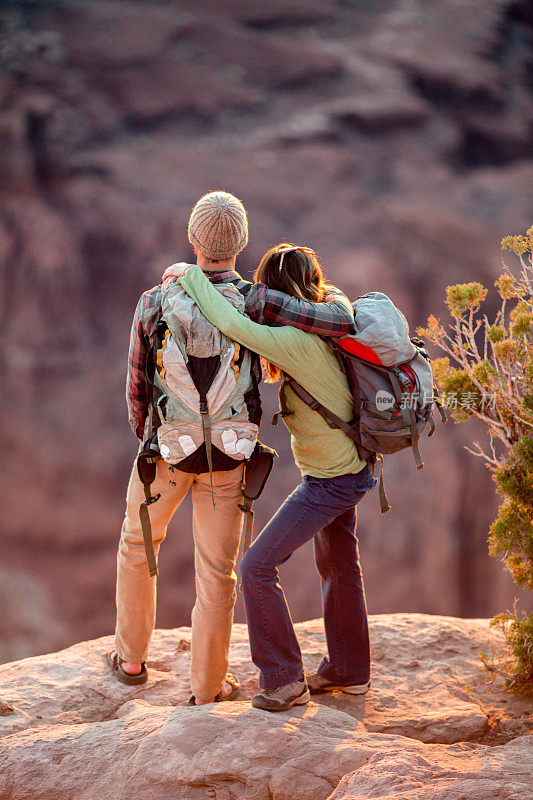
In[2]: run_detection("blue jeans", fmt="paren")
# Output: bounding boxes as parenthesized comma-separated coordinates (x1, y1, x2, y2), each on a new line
(240, 462, 377, 689)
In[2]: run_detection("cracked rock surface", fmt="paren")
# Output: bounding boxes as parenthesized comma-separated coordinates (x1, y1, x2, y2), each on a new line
(328, 734, 533, 800)
(1, 615, 531, 799)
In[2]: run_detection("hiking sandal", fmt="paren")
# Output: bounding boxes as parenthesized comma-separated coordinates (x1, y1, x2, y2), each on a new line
(188, 673, 240, 705)
(105, 651, 148, 686)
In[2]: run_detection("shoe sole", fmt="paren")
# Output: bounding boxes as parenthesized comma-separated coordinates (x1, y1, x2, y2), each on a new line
(252, 689, 311, 712)
(292, 690, 311, 705)
(309, 682, 370, 696)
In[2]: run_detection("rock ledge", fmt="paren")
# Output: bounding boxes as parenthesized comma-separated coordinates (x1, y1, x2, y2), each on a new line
(1, 614, 532, 800)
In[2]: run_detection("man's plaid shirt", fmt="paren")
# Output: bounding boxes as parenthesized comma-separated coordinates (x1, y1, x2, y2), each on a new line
(127, 268, 355, 439)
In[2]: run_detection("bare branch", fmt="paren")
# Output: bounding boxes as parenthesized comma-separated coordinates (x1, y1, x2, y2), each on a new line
(464, 441, 501, 468)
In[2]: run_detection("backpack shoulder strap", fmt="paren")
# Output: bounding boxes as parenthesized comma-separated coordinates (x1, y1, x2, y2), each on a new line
(271, 374, 294, 426)
(279, 374, 358, 440)
(144, 317, 168, 440)
(226, 277, 263, 388)
(276, 374, 390, 514)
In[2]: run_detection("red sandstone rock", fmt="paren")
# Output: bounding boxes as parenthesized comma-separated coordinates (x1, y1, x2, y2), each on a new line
(0, 616, 531, 800)
(327, 93, 430, 133)
(57, 1, 188, 68)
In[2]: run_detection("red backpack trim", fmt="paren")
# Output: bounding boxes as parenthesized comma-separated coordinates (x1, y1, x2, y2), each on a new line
(334, 337, 385, 366)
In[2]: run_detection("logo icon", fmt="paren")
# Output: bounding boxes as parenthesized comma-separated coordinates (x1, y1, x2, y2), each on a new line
(375, 390, 395, 410)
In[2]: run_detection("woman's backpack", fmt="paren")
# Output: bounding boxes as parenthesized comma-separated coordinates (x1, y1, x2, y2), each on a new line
(275, 292, 446, 513)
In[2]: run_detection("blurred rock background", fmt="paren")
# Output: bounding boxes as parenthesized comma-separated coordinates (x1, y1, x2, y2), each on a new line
(0, 0, 531, 662)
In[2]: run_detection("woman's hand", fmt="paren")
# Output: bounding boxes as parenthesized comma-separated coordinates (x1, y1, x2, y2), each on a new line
(162, 262, 194, 282)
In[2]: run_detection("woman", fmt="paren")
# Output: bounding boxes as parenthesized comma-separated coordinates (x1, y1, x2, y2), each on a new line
(176, 244, 377, 712)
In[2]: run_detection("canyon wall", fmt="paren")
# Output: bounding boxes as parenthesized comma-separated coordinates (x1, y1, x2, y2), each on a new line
(0, 0, 532, 660)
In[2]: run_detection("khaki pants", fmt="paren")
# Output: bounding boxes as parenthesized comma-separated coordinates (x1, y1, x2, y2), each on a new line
(114, 456, 244, 701)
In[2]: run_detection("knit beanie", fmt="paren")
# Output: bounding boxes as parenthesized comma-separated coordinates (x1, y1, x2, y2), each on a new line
(188, 191, 248, 261)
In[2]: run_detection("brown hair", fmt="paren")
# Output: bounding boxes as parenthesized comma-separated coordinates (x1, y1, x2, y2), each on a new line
(254, 243, 327, 381)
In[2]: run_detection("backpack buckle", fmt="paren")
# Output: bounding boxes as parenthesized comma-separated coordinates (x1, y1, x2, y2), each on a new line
(144, 492, 161, 506)
(271, 409, 294, 426)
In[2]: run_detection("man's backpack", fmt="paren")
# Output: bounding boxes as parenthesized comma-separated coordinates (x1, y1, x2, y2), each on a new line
(274, 292, 445, 513)
(137, 267, 276, 577)
(152, 273, 261, 478)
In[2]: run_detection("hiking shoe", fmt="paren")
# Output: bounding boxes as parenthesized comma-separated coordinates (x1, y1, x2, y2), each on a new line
(252, 678, 310, 712)
(306, 671, 370, 696)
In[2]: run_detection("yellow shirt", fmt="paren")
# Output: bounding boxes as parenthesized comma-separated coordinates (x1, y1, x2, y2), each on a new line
(179, 265, 367, 479)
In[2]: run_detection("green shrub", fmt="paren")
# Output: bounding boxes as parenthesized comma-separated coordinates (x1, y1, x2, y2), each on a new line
(418, 226, 533, 694)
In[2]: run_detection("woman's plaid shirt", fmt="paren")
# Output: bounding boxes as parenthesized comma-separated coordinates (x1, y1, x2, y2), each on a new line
(127, 269, 355, 439)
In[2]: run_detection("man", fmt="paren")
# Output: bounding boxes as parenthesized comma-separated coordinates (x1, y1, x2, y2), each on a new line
(108, 191, 254, 704)
(107, 190, 356, 705)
